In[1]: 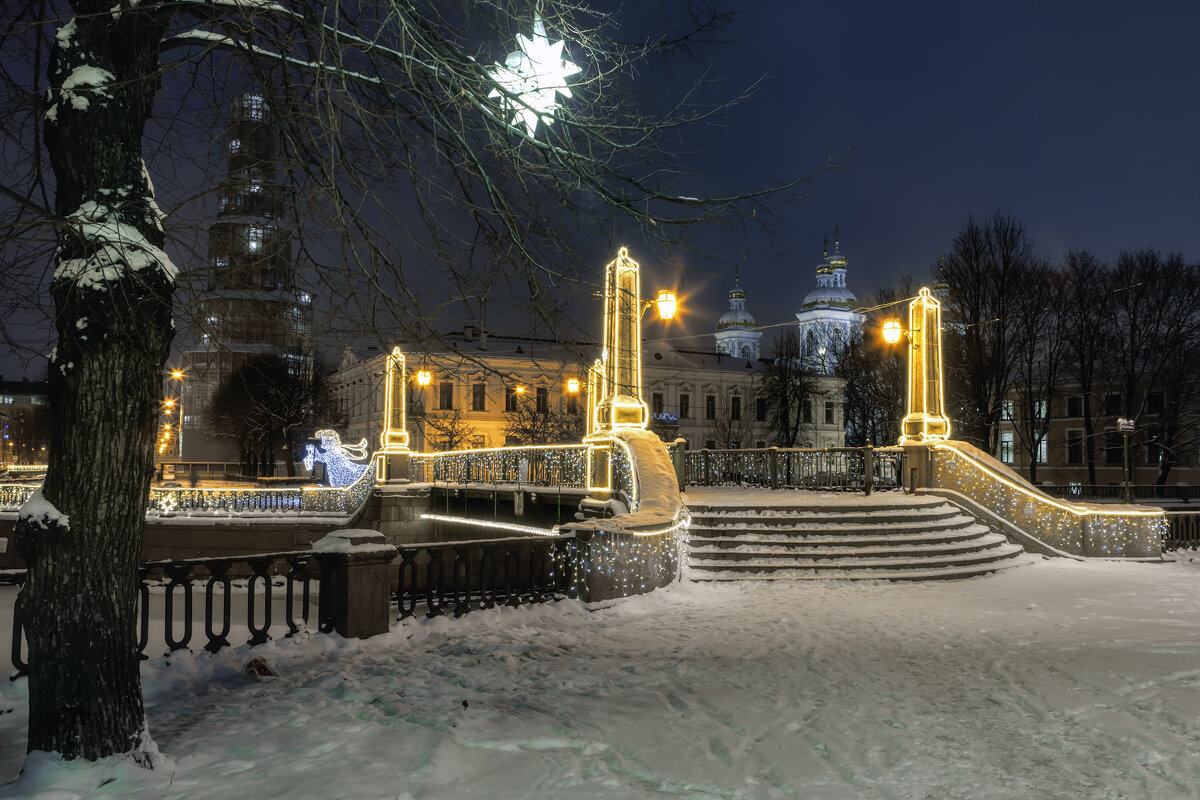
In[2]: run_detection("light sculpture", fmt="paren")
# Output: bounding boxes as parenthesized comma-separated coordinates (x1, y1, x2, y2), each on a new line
(304, 430, 369, 487)
(378, 346, 411, 481)
(900, 287, 951, 443)
(487, 16, 580, 134)
(585, 247, 651, 496)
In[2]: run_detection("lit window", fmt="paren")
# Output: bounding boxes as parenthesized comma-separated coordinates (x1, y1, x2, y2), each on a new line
(228, 138, 241, 154)
(1001, 400, 1014, 421)
(248, 177, 263, 194)
(244, 94, 265, 121)
(999, 432, 1014, 464)
(247, 226, 263, 253)
(1036, 438, 1047, 464)
(1034, 399, 1048, 419)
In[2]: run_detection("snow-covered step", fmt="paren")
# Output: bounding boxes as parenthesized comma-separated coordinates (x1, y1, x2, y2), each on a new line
(682, 494, 1025, 582)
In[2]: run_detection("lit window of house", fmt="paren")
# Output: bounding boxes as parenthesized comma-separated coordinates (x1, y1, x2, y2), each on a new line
(999, 432, 1014, 464)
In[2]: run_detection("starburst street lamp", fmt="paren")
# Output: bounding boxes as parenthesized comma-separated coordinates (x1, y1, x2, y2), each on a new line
(488, 16, 580, 134)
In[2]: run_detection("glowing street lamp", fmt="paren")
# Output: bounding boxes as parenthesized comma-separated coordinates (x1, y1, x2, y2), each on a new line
(654, 290, 678, 321)
(566, 378, 580, 393)
(882, 318, 903, 345)
(416, 369, 432, 387)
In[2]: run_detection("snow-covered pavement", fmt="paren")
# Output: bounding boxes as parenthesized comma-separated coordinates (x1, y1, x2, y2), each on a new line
(2, 555, 1200, 799)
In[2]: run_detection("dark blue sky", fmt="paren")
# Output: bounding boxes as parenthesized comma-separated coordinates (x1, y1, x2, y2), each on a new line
(647, 0, 1200, 344)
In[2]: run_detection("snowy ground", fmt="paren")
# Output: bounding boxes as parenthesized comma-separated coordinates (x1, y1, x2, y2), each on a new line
(2, 555, 1200, 798)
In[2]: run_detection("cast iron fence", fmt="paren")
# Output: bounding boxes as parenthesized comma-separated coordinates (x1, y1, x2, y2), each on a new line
(412, 445, 587, 487)
(683, 447, 905, 494)
(395, 536, 575, 619)
(9, 551, 322, 678)
(1041, 484, 1200, 504)
(1164, 512, 1200, 551)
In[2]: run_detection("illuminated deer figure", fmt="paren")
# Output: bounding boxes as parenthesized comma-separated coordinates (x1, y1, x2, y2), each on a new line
(303, 429, 369, 487)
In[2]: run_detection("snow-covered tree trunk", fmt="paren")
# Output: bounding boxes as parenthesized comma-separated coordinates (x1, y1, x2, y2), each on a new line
(13, 4, 173, 761)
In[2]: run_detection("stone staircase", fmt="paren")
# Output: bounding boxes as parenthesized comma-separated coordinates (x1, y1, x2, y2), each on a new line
(685, 494, 1025, 581)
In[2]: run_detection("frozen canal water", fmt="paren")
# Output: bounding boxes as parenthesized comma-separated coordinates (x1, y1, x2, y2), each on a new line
(2, 554, 1199, 799)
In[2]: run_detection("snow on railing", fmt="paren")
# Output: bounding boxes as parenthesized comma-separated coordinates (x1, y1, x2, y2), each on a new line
(3, 466, 375, 518)
(411, 444, 586, 487)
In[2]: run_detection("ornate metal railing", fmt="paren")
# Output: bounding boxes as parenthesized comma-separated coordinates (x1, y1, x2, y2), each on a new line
(394, 536, 575, 619)
(9, 551, 321, 678)
(1041, 484, 1200, 504)
(412, 445, 587, 488)
(683, 447, 904, 493)
(0, 483, 38, 512)
(1164, 512, 1200, 551)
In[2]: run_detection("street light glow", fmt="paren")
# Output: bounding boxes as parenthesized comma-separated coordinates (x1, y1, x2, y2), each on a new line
(882, 318, 903, 344)
(655, 290, 677, 321)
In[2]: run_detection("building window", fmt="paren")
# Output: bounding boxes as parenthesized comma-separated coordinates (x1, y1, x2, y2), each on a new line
(1066, 429, 1083, 465)
(1001, 400, 1014, 421)
(1104, 393, 1122, 416)
(228, 138, 241, 154)
(999, 432, 1014, 464)
(1034, 399, 1048, 419)
(472, 383, 486, 412)
(1067, 395, 1083, 418)
(536, 387, 549, 414)
(1036, 437, 1047, 464)
(730, 396, 741, 421)
(1105, 431, 1123, 465)
(471, 435, 486, 449)
(652, 392, 664, 416)
(1147, 391, 1164, 415)
(704, 440, 716, 450)
(802, 400, 812, 423)
(505, 387, 519, 413)
(679, 394, 690, 419)
(566, 394, 577, 415)
(244, 93, 265, 121)
(0, 396, 13, 404)
(247, 225, 264, 254)
(705, 395, 716, 420)
(824, 401, 835, 425)
(756, 397, 767, 422)
(438, 382, 453, 410)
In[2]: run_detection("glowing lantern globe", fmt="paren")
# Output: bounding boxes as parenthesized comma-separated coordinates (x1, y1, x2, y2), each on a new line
(416, 370, 432, 386)
(655, 290, 678, 321)
(882, 319, 903, 344)
(488, 17, 580, 133)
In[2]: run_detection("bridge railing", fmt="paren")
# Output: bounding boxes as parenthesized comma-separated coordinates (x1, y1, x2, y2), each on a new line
(2, 465, 374, 518)
(682, 447, 905, 493)
(411, 445, 587, 487)
(1164, 512, 1200, 551)
(1041, 484, 1200, 504)
(9, 551, 322, 678)
(394, 536, 575, 619)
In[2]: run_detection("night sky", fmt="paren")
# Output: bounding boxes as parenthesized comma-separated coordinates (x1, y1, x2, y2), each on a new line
(649, 1, 1200, 346)
(4, 2, 1199, 376)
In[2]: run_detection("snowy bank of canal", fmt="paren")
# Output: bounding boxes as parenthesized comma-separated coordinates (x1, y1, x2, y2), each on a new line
(2, 555, 1200, 799)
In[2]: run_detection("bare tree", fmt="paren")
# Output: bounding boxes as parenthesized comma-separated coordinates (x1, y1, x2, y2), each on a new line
(502, 396, 583, 445)
(423, 407, 479, 451)
(0, 0, 809, 763)
(838, 282, 911, 447)
(936, 213, 1042, 454)
(1059, 250, 1111, 484)
(758, 330, 822, 447)
(1009, 264, 1067, 484)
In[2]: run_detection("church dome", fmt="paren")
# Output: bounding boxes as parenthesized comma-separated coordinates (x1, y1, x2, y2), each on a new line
(801, 284, 857, 309)
(717, 278, 756, 329)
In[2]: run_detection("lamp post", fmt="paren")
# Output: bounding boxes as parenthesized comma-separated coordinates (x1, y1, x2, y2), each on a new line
(1118, 417, 1135, 503)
